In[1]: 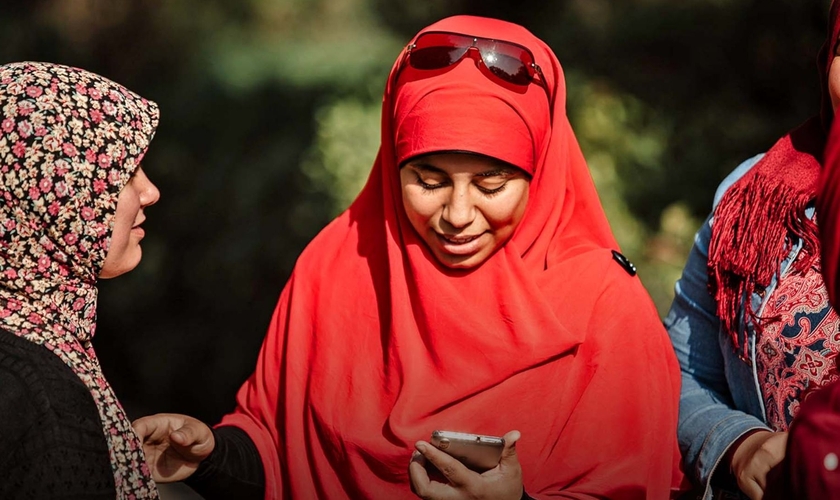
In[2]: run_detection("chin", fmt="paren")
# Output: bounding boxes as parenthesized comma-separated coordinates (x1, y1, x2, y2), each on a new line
(435, 252, 488, 270)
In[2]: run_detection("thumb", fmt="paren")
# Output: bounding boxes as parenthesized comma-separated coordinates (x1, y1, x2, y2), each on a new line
(500, 430, 521, 466)
(170, 422, 214, 458)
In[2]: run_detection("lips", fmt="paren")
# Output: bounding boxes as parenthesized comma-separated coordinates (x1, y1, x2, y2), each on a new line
(434, 231, 486, 256)
(439, 233, 481, 245)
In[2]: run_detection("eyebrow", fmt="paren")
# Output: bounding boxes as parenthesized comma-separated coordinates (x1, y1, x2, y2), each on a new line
(409, 162, 514, 177)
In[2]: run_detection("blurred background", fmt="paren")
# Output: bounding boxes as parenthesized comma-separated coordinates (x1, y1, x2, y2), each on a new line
(0, 0, 831, 496)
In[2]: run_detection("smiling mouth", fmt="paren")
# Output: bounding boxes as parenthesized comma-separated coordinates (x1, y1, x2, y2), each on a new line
(438, 233, 482, 245)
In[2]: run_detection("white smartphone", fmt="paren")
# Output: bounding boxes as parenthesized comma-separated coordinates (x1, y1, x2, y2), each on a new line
(429, 430, 505, 473)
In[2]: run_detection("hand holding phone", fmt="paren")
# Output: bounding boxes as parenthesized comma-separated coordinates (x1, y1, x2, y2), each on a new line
(429, 430, 505, 473)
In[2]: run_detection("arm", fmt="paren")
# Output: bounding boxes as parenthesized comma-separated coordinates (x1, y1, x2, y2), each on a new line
(185, 426, 265, 499)
(133, 414, 264, 499)
(664, 213, 770, 491)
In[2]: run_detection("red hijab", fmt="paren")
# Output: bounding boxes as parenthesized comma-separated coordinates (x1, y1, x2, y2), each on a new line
(709, 1, 840, 355)
(221, 16, 681, 499)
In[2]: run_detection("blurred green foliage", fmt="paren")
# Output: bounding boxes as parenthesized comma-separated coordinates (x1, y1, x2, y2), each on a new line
(0, 0, 830, 431)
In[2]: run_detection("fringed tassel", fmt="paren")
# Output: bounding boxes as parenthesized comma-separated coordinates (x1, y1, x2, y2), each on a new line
(708, 172, 816, 358)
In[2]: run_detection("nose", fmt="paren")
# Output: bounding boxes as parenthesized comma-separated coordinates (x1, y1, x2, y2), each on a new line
(441, 185, 475, 229)
(135, 167, 160, 207)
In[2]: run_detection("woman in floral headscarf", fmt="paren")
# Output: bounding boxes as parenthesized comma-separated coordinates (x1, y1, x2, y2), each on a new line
(0, 62, 161, 499)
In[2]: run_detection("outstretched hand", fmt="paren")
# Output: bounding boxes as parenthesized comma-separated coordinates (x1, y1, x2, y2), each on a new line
(132, 413, 215, 483)
(408, 430, 524, 500)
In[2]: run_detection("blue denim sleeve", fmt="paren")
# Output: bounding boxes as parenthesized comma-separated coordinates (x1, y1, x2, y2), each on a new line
(664, 154, 770, 493)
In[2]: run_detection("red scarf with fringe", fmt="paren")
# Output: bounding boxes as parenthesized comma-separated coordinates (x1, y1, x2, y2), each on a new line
(708, 2, 840, 356)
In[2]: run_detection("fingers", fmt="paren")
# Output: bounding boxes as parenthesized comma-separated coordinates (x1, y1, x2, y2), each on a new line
(132, 414, 179, 442)
(740, 479, 763, 500)
(131, 413, 214, 459)
(169, 421, 215, 460)
(408, 451, 431, 496)
(499, 430, 521, 466)
(415, 441, 471, 488)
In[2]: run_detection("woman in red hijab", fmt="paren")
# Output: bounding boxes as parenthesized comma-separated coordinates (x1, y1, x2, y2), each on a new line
(135, 16, 682, 499)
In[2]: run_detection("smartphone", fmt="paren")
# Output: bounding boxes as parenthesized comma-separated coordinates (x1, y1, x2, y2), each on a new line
(429, 430, 505, 473)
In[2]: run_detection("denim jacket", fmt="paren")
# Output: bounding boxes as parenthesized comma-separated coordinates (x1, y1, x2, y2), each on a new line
(665, 154, 813, 499)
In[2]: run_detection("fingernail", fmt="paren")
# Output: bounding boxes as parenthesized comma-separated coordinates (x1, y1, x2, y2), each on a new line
(411, 450, 421, 459)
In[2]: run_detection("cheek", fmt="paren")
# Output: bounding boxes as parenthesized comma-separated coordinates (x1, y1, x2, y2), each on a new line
(830, 57, 840, 112)
(402, 188, 439, 226)
(482, 189, 529, 228)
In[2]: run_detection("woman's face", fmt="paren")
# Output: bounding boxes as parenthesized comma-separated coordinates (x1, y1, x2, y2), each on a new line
(400, 153, 530, 269)
(99, 167, 160, 279)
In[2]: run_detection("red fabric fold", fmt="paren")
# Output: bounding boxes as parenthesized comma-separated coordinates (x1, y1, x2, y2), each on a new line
(220, 15, 682, 499)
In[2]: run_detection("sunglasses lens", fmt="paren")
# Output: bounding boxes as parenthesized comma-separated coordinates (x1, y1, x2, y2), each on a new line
(483, 52, 531, 85)
(410, 45, 470, 70)
(410, 33, 473, 70)
(477, 41, 534, 86)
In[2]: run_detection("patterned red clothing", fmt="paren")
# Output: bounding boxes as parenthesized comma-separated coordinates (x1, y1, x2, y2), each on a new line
(756, 254, 840, 431)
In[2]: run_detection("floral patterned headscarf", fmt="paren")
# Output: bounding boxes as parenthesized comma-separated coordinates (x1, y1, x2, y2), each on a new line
(0, 62, 159, 498)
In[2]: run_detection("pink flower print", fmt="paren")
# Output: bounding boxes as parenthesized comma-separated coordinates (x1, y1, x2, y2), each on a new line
(1, 118, 13, 133)
(72, 297, 85, 311)
(4, 269, 17, 279)
(17, 120, 33, 138)
(34, 126, 47, 137)
(93, 178, 107, 194)
(28, 186, 41, 200)
(17, 101, 34, 115)
(55, 159, 70, 176)
(41, 134, 60, 152)
(98, 153, 112, 168)
(108, 169, 121, 184)
(85, 148, 97, 163)
(37, 255, 50, 272)
(55, 181, 69, 198)
(6, 81, 23, 95)
(75, 83, 87, 94)
(90, 109, 104, 123)
(4, 219, 15, 231)
(39, 177, 52, 193)
(0, 309, 10, 319)
(7, 299, 21, 311)
(27, 312, 42, 325)
(63, 232, 78, 246)
(89, 87, 102, 100)
(102, 100, 116, 116)
(12, 141, 26, 157)
(25, 85, 43, 98)
(81, 206, 95, 221)
(62, 142, 78, 157)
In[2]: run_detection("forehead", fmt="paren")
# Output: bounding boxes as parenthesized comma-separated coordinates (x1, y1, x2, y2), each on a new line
(405, 152, 519, 174)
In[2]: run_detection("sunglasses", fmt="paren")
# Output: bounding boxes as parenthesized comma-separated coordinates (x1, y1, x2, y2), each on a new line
(403, 31, 547, 95)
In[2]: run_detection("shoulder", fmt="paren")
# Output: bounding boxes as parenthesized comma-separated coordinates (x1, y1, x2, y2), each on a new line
(0, 330, 115, 496)
(712, 153, 765, 209)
